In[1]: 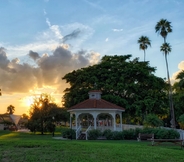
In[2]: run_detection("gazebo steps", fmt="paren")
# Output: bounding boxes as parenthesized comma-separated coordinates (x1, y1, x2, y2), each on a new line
(77, 133, 86, 140)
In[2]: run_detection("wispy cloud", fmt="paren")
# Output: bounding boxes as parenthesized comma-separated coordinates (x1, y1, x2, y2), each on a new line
(43, 9, 47, 15)
(83, 0, 106, 12)
(112, 28, 123, 32)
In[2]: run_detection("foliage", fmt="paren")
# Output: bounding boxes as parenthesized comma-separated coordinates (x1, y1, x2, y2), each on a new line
(62, 128, 76, 139)
(140, 127, 180, 139)
(123, 129, 137, 140)
(102, 129, 113, 140)
(155, 19, 172, 42)
(178, 114, 184, 129)
(6, 105, 15, 114)
(62, 55, 169, 124)
(143, 114, 163, 127)
(137, 35, 151, 61)
(112, 131, 124, 140)
(88, 129, 102, 140)
(28, 93, 59, 134)
(173, 70, 184, 124)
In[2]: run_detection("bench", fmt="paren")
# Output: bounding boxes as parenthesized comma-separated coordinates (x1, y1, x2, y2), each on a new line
(149, 139, 184, 148)
(137, 133, 154, 141)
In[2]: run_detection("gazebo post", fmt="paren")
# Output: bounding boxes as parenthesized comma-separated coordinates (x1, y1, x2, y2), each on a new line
(113, 113, 116, 131)
(75, 113, 78, 129)
(70, 113, 72, 128)
(120, 113, 122, 131)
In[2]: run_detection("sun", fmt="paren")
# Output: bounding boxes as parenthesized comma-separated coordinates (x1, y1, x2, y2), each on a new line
(24, 96, 34, 107)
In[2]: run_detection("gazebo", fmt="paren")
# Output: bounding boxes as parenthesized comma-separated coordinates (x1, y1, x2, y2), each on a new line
(67, 90, 125, 139)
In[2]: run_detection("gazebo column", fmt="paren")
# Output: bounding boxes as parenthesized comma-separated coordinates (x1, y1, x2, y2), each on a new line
(70, 113, 72, 128)
(110, 112, 116, 131)
(120, 113, 122, 131)
(113, 113, 116, 131)
(75, 113, 79, 129)
(92, 112, 97, 130)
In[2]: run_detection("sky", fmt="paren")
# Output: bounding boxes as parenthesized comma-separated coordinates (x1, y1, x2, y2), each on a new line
(0, 0, 184, 115)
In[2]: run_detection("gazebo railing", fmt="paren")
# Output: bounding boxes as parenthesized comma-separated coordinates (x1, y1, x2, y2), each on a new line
(76, 125, 82, 140)
(85, 125, 91, 140)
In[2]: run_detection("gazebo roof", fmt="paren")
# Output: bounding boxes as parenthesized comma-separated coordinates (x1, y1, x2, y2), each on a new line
(68, 90, 125, 111)
(68, 98, 125, 111)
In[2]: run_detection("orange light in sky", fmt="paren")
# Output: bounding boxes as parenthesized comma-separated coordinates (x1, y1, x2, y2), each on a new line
(24, 96, 34, 107)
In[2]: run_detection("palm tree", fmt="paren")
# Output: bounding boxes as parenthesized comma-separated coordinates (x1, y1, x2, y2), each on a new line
(160, 42, 175, 128)
(160, 43, 172, 81)
(138, 36, 151, 62)
(155, 19, 172, 43)
(7, 105, 15, 114)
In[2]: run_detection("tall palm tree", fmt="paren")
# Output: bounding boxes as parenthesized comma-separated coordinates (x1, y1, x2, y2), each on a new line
(160, 43, 172, 82)
(7, 105, 15, 114)
(138, 36, 151, 62)
(160, 42, 175, 128)
(155, 19, 172, 43)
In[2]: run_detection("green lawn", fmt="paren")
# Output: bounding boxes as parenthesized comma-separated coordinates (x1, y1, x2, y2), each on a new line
(0, 130, 183, 162)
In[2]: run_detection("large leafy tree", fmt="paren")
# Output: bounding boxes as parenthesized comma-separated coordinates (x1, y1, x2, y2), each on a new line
(137, 36, 151, 62)
(62, 55, 169, 124)
(7, 105, 15, 114)
(172, 71, 184, 126)
(28, 94, 59, 134)
(155, 19, 175, 128)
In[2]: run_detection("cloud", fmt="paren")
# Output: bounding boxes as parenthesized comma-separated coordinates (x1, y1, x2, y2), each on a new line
(0, 46, 100, 94)
(62, 29, 81, 43)
(43, 9, 47, 15)
(28, 50, 40, 61)
(83, 0, 105, 12)
(170, 61, 184, 84)
(105, 38, 109, 42)
(112, 28, 123, 32)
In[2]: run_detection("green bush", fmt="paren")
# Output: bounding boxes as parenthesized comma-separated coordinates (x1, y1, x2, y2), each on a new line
(140, 127, 180, 139)
(88, 129, 102, 140)
(123, 129, 136, 140)
(112, 131, 124, 140)
(168, 129, 180, 139)
(102, 129, 113, 140)
(62, 128, 76, 139)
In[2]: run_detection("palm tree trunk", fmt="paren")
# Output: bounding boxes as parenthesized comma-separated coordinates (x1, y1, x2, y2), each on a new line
(165, 54, 176, 128)
(144, 50, 146, 62)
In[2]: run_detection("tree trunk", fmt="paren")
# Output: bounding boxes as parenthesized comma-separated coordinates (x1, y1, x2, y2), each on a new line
(165, 54, 176, 128)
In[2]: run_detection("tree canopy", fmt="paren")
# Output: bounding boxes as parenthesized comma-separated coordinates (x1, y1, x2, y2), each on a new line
(28, 93, 69, 134)
(7, 105, 15, 114)
(62, 55, 169, 124)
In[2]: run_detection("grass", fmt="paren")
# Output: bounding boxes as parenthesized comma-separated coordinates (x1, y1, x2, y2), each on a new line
(0, 130, 183, 162)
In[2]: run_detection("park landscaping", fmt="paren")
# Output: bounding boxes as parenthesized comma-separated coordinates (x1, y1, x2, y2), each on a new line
(0, 130, 183, 162)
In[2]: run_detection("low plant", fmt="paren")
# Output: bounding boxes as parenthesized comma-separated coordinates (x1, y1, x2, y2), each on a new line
(102, 129, 113, 139)
(62, 128, 76, 139)
(88, 129, 102, 140)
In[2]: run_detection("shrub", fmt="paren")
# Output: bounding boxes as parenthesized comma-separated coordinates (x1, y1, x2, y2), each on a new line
(112, 131, 124, 140)
(88, 129, 102, 140)
(167, 129, 180, 139)
(140, 127, 180, 139)
(102, 129, 113, 140)
(62, 128, 76, 139)
(123, 129, 136, 140)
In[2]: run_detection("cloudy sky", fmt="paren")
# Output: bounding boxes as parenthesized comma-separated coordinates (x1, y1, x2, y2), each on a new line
(0, 0, 184, 115)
